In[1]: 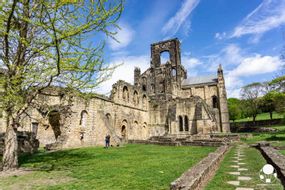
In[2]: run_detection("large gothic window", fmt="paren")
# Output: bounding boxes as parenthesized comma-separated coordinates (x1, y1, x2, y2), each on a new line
(160, 51, 170, 64)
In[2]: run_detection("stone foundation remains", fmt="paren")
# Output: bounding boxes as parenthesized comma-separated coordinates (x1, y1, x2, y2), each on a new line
(256, 142, 285, 187)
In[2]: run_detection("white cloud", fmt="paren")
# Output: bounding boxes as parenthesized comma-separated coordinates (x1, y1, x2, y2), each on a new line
(107, 22, 134, 51)
(225, 54, 283, 98)
(214, 32, 226, 40)
(162, 0, 200, 36)
(231, 0, 285, 39)
(229, 54, 283, 77)
(96, 55, 150, 94)
(224, 74, 244, 98)
(206, 44, 243, 72)
(204, 43, 284, 98)
(182, 56, 202, 69)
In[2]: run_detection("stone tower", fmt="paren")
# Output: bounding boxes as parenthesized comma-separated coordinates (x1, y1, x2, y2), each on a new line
(134, 67, 141, 86)
(150, 38, 186, 97)
(217, 64, 230, 133)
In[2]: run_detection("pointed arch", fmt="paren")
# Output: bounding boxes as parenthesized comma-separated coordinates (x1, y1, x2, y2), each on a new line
(184, 115, 189, 131)
(178, 116, 183, 132)
(80, 110, 88, 127)
(133, 90, 139, 105)
(212, 95, 218, 108)
(123, 86, 129, 102)
(142, 94, 147, 109)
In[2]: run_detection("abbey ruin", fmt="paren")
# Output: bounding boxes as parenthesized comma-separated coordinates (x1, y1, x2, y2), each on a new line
(0, 38, 230, 149)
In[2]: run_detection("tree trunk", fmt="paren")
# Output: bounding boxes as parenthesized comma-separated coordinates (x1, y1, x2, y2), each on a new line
(270, 112, 273, 120)
(253, 115, 256, 122)
(2, 116, 18, 171)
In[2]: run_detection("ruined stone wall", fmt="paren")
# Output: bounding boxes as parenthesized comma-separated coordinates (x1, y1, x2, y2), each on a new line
(18, 89, 149, 148)
(169, 97, 217, 136)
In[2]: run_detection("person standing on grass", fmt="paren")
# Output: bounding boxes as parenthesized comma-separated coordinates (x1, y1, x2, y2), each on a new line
(105, 134, 111, 148)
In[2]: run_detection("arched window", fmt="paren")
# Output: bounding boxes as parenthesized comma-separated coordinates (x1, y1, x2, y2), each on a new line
(121, 125, 126, 138)
(133, 91, 139, 105)
(172, 68, 176, 77)
(123, 86, 129, 102)
(121, 120, 128, 141)
(105, 113, 112, 128)
(212, 95, 218, 108)
(142, 95, 147, 109)
(178, 116, 183, 131)
(142, 77, 147, 91)
(106, 113, 111, 120)
(80, 110, 88, 128)
(160, 51, 170, 64)
(184, 115, 189, 131)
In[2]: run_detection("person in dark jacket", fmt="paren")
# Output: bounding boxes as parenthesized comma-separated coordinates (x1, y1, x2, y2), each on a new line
(105, 134, 111, 148)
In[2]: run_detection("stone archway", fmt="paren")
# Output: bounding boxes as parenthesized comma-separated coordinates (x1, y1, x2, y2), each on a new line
(48, 110, 61, 139)
(121, 125, 127, 141)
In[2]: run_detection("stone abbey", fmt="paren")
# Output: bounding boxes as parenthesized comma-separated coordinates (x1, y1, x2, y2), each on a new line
(0, 38, 230, 149)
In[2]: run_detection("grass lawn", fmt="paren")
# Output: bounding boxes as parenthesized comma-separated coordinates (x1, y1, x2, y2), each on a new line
(280, 150, 285, 155)
(205, 145, 283, 190)
(0, 144, 216, 190)
(240, 125, 285, 147)
(234, 112, 283, 122)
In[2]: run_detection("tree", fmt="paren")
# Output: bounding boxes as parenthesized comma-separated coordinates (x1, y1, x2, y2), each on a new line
(0, 0, 123, 171)
(260, 91, 276, 120)
(269, 76, 285, 92)
(240, 82, 264, 122)
(227, 98, 241, 122)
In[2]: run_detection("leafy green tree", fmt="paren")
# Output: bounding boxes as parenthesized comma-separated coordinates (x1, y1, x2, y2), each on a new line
(260, 90, 285, 119)
(241, 82, 264, 122)
(0, 0, 123, 171)
(227, 98, 241, 122)
(269, 76, 285, 92)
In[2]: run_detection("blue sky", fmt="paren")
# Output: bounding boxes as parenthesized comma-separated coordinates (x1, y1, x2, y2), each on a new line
(97, 0, 285, 98)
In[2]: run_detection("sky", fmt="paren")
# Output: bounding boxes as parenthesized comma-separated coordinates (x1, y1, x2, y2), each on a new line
(96, 0, 285, 98)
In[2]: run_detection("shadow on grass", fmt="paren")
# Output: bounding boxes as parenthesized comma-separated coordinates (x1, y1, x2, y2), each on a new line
(266, 135, 285, 141)
(19, 149, 96, 172)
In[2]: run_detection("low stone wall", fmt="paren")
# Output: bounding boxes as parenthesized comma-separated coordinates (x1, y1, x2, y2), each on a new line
(0, 131, 39, 155)
(230, 119, 283, 131)
(257, 143, 285, 187)
(170, 145, 230, 190)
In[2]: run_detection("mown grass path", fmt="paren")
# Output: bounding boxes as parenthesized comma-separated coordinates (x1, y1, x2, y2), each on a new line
(0, 144, 215, 190)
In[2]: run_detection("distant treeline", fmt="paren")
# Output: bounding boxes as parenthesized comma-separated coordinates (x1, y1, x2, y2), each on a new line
(228, 76, 285, 122)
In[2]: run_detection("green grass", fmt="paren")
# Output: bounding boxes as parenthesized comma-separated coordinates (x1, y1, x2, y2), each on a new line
(280, 150, 285, 156)
(240, 125, 285, 147)
(205, 145, 283, 190)
(0, 144, 216, 190)
(234, 112, 283, 122)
